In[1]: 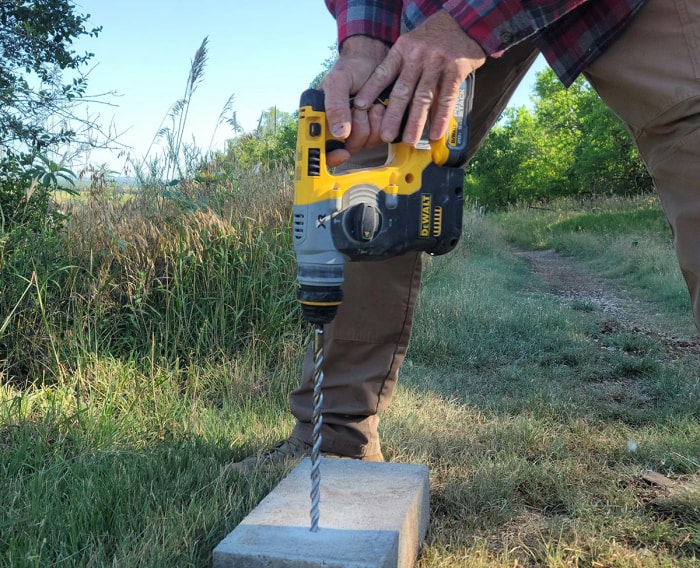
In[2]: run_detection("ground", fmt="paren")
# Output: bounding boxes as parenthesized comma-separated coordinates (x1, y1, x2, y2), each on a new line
(515, 248, 700, 356)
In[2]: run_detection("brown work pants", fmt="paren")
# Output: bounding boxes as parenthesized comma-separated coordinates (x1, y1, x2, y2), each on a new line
(292, 0, 700, 458)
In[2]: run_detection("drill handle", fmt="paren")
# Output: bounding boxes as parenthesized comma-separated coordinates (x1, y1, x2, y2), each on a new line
(300, 73, 474, 170)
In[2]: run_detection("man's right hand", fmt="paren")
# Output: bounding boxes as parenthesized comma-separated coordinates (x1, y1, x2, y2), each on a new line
(321, 36, 389, 167)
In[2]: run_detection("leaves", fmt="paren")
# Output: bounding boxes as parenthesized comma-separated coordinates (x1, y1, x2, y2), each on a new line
(223, 108, 297, 172)
(0, 0, 101, 229)
(0, 0, 101, 147)
(27, 153, 77, 193)
(466, 69, 652, 209)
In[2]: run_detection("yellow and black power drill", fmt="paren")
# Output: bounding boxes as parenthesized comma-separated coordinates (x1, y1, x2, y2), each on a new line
(293, 75, 474, 532)
(293, 74, 474, 325)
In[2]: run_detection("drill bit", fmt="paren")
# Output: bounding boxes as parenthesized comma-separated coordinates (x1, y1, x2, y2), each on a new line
(310, 324, 324, 532)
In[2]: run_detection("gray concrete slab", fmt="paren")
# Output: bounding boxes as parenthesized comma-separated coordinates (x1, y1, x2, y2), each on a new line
(213, 458, 429, 568)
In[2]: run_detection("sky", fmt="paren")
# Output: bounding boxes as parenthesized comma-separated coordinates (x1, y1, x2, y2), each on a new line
(72, 1, 545, 174)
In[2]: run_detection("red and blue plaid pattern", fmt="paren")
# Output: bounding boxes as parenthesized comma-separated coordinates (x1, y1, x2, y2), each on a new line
(325, 0, 647, 86)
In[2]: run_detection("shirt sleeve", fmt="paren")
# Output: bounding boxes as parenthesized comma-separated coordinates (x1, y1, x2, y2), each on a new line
(442, 0, 588, 55)
(325, 0, 403, 45)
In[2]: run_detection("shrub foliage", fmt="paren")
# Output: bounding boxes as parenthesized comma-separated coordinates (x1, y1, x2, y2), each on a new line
(466, 69, 652, 209)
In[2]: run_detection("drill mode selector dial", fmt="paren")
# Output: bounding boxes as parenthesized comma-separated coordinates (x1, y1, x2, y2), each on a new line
(342, 202, 382, 243)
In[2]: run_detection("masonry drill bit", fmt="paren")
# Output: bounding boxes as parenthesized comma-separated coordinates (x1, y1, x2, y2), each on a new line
(310, 324, 324, 532)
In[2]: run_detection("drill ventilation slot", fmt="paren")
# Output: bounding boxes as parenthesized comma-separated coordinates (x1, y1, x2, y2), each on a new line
(293, 213, 305, 241)
(307, 148, 321, 176)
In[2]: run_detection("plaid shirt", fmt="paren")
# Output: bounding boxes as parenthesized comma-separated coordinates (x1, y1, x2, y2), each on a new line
(325, 0, 647, 86)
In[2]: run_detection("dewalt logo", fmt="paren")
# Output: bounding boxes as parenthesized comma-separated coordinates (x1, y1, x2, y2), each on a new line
(420, 194, 431, 237)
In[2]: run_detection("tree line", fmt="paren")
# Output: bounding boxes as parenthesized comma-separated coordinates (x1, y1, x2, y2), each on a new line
(465, 69, 652, 209)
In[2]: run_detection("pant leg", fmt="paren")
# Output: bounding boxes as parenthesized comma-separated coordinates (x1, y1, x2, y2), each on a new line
(583, 0, 700, 332)
(291, 40, 541, 458)
(291, 251, 423, 457)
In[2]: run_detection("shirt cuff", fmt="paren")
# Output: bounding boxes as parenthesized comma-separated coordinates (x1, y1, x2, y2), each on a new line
(331, 1, 402, 46)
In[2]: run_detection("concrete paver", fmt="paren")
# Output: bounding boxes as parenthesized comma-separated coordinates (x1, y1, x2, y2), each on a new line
(213, 458, 429, 568)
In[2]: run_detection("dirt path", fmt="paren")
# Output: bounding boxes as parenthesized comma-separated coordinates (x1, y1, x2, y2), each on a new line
(514, 248, 700, 356)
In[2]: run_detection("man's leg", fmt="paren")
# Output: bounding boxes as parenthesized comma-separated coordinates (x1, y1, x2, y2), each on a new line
(291, 41, 541, 459)
(584, 0, 700, 331)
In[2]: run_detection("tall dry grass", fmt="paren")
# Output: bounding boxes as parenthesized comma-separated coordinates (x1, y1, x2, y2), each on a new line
(0, 163, 302, 384)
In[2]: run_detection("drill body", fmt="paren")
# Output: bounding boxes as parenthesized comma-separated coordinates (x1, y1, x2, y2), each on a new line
(293, 76, 473, 324)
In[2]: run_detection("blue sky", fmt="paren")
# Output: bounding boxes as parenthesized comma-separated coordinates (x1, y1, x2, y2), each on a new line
(73, 1, 545, 173)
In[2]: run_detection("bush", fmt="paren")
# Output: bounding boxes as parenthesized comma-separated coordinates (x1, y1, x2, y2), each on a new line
(466, 70, 652, 209)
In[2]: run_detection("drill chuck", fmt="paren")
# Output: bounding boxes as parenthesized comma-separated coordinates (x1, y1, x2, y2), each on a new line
(297, 284, 343, 325)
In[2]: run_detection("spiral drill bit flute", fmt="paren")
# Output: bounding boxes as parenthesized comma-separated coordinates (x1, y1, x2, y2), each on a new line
(309, 325, 325, 532)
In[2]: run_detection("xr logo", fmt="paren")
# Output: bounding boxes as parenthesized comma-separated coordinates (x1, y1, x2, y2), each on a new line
(316, 214, 331, 229)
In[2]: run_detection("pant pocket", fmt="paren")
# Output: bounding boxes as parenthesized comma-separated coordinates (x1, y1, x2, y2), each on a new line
(676, 0, 700, 78)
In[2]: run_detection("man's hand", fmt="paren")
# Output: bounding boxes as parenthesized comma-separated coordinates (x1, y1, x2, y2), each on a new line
(351, 10, 486, 146)
(321, 36, 389, 166)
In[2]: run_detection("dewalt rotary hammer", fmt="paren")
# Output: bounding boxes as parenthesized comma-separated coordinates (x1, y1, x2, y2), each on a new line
(292, 76, 474, 532)
(292, 74, 474, 325)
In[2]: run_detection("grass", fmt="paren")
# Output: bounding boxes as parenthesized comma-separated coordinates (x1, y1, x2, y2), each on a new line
(392, 202, 700, 566)
(1, 191, 699, 566)
(495, 195, 693, 322)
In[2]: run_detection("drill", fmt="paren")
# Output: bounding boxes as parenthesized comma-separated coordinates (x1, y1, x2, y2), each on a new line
(291, 75, 474, 533)
(293, 74, 474, 325)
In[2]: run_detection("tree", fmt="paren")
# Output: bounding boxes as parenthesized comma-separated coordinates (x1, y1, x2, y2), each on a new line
(222, 107, 297, 172)
(573, 86, 651, 196)
(465, 107, 533, 208)
(0, 0, 101, 153)
(465, 69, 652, 209)
(0, 0, 102, 224)
(525, 69, 581, 199)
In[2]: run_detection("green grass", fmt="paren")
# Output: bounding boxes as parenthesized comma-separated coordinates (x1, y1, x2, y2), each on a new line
(390, 203, 700, 566)
(495, 195, 693, 323)
(1, 355, 293, 566)
(2, 193, 699, 566)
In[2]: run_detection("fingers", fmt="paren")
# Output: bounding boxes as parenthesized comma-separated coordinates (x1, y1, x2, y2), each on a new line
(354, 50, 405, 141)
(322, 37, 390, 142)
(379, 81, 415, 143)
(353, 51, 402, 109)
(327, 104, 385, 167)
(322, 73, 353, 140)
(326, 148, 351, 167)
(349, 11, 486, 147)
(320, 10, 483, 164)
(429, 75, 463, 141)
(353, 45, 440, 146)
(346, 107, 370, 149)
(345, 104, 385, 154)
(401, 73, 437, 145)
